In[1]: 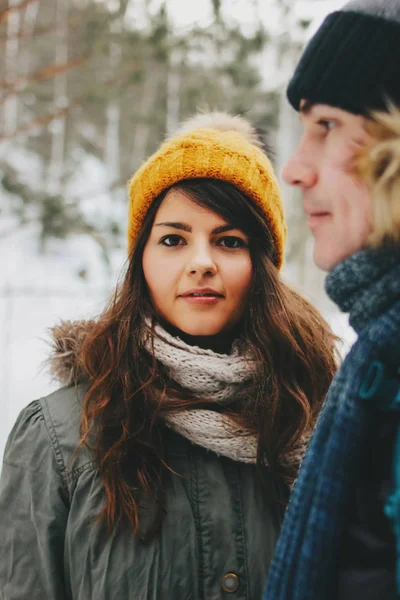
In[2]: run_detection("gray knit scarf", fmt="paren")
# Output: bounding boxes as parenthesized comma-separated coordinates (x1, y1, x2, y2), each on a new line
(142, 322, 311, 468)
(142, 322, 259, 463)
(264, 244, 400, 600)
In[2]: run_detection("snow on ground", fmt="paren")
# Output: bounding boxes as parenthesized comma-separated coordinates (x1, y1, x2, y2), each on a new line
(0, 223, 357, 462)
(1, 0, 349, 462)
(0, 0, 354, 455)
(0, 224, 120, 461)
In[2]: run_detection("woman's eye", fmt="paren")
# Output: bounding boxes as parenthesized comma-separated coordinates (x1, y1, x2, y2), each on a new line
(218, 236, 247, 249)
(159, 235, 185, 247)
(317, 119, 336, 132)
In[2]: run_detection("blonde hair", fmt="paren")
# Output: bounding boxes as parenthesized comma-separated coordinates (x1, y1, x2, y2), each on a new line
(356, 105, 400, 246)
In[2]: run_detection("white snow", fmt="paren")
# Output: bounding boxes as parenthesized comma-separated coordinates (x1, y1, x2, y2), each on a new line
(0, 216, 356, 462)
(0, 0, 353, 463)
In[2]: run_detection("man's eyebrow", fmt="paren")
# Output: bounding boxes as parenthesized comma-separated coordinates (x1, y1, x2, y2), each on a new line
(154, 222, 192, 232)
(299, 100, 315, 116)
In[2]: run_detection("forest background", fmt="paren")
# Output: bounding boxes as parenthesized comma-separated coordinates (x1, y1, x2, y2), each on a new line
(0, 0, 348, 459)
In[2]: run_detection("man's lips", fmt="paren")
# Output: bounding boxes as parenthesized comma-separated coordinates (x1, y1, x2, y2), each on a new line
(303, 203, 330, 217)
(304, 209, 332, 229)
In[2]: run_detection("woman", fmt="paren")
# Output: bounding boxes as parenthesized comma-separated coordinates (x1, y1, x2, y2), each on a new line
(0, 112, 337, 599)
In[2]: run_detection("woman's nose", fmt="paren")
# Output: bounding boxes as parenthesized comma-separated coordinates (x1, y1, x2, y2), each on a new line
(186, 244, 217, 276)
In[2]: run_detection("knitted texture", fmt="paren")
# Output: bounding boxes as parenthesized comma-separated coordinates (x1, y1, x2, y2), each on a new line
(142, 321, 259, 463)
(164, 411, 257, 464)
(48, 319, 310, 469)
(142, 322, 311, 466)
(142, 321, 258, 403)
(263, 245, 400, 600)
(127, 113, 286, 268)
(287, 2, 400, 115)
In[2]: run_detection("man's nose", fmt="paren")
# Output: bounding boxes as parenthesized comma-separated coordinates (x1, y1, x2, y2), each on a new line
(282, 153, 317, 189)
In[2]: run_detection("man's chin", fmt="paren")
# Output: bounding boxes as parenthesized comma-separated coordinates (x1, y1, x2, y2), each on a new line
(313, 247, 341, 272)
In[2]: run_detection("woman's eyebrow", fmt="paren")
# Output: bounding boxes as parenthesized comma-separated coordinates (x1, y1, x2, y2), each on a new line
(212, 224, 236, 234)
(154, 222, 238, 235)
(154, 222, 192, 232)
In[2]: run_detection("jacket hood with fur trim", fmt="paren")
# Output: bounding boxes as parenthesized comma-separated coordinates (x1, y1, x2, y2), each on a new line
(360, 106, 400, 185)
(49, 320, 96, 387)
(357, 106, 400, 243)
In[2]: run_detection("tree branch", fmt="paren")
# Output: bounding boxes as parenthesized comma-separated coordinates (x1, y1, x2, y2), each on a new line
(0, 0, 39, 24)
(0, 12, 84, 46)
(0, 51, 91, 101)
(0, 97, 82, 139)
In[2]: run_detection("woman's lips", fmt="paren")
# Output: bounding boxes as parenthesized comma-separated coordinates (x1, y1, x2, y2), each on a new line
(180, 295, 223, 305)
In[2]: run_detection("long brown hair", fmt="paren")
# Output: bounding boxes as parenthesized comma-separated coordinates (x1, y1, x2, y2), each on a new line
(77, 178, 338, 539)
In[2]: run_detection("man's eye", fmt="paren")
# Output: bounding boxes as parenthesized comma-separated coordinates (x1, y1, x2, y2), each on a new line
(218, 236, 247, 249)
(317, 119, 336, 131)
(159, 235, 184, 247)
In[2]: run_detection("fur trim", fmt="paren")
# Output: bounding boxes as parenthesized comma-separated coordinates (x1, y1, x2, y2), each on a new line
(356, 106, 400, 245)
(172, 111, 263, 147)
(47, 318, 309, 473)
(48, 320, 96, 386)
(365, 106, 400, 180)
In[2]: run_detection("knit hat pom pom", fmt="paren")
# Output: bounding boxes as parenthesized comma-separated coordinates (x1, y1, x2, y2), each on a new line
(127, 109, 286, 268)
(172, 111, 262, 148)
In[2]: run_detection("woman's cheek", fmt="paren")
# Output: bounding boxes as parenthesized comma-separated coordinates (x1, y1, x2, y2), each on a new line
(228, 257, 252, 298)
(143, 250, 173, 299)
(152, 257, 176, 291)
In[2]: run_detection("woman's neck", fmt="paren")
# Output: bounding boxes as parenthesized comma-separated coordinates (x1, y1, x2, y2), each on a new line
(158, 318, 239, 354)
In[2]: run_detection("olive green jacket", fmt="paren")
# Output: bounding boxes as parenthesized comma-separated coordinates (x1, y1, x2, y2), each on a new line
(0, 383, 282, 600)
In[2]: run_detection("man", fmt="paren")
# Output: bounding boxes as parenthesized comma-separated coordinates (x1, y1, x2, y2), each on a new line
(264, 1, 400, 599)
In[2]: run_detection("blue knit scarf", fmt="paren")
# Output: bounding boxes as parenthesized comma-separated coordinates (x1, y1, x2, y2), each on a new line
(264, 245, 400, 600)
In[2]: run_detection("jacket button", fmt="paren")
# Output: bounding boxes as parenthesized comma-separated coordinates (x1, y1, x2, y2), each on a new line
(222, 573, 240, 593)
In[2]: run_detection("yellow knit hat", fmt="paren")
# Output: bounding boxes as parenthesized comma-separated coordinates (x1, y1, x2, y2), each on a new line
(127, 112, 287, 268)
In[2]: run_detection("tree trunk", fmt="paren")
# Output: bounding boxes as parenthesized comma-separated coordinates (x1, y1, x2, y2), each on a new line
(166, 49, 181, 136)
(46, 0, 68, 195)
(131, 69, 159, 167)
(1, 0, 22, 151)
(104, 5, 123, 189)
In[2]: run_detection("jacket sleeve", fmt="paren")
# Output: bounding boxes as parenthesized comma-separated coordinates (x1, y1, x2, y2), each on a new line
(0, 400, 70, 600)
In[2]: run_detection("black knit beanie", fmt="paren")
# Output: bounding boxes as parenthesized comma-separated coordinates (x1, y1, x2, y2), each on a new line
(287, 0, 400, 115)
